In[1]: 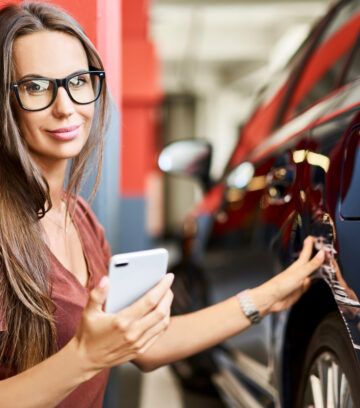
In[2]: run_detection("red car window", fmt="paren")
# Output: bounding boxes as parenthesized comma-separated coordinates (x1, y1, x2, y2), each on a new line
(340, 127, 360, 219)
(342, 34, 360, 84)
(283, 6, 360, 121)
(228, 1, 345, 169)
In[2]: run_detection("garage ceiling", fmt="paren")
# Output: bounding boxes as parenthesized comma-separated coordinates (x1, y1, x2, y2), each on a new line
(150, 0, 334, 95)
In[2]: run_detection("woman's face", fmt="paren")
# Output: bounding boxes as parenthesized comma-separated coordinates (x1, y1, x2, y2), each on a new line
(12, 30, 95, 168)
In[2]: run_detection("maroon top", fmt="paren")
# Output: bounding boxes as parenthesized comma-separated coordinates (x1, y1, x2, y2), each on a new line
(1, 197, 111, 408)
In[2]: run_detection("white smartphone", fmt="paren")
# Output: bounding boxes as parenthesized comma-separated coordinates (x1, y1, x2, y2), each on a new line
(105, 248, 169, 313)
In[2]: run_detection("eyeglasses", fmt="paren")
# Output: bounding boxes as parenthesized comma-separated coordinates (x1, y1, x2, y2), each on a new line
(10, 67, 105, 111)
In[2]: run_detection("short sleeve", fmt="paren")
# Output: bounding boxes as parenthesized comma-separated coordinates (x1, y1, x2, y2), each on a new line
(96, 222, 112, 269)
(0, 319, 6, 332)
(75, 196, 112, 270)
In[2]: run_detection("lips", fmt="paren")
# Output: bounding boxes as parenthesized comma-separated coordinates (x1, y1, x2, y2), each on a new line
(46, 125, 81, 141)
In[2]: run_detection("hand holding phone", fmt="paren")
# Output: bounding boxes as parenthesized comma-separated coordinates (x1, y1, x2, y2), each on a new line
(105, 248, 169, 313)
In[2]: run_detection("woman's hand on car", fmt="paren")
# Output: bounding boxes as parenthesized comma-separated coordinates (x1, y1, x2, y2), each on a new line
(72, 273, 174, 376)
(250, 236, 325, 316)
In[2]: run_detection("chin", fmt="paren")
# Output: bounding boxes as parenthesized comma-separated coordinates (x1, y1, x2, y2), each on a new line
(54, 145, 87, 160)
(30, 141, 88, 164)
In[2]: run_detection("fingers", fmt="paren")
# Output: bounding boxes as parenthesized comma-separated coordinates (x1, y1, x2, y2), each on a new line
(302, 277, 312, 293)
(86, 276, 109, 313)
(120, 273, 174, 320)
(104, 274, 174, 363)
(296, 236, 315, 265)
(265, 238, 325, 314)
(77, 274, 174, 370)
(138, 333, 161, 354)
(294, 236, 325, 278)
(112, 289, 173, 351)
(110, 293, 173, 363)
(132, 312, 170, 353)
(300, 249, 325, 278)
(112, 331, 163, 366)
(133, 289, 173, 338)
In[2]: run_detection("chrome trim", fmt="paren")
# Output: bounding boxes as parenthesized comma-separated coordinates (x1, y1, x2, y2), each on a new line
(213, 368, 263, 408)
(232, 350, 279, 403)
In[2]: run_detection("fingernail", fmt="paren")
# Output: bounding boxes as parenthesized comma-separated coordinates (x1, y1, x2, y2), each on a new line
(99, 276, 108, 288)
(304, 236, 312, 243)
(165, 273, 174, 284)
(316, 250, 325, 259)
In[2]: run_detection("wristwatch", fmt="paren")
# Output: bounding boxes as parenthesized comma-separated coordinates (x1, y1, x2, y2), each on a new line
(237, 290, 262, 324)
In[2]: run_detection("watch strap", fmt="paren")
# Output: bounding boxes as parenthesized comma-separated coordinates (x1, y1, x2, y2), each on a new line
(237, 290, 262, 324)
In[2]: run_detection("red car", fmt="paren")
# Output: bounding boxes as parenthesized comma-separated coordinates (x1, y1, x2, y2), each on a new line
(159, 0, 360, 407)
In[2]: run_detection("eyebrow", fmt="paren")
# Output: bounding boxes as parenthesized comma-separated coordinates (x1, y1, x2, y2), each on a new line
(18, 69, 89, 81)
(19, 74, 44, 81)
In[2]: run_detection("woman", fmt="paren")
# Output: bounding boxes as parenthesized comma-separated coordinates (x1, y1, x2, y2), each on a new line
(0, 2, 325, 407)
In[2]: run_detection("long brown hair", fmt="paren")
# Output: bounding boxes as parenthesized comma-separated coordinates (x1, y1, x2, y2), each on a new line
(0, 2, 109, 373)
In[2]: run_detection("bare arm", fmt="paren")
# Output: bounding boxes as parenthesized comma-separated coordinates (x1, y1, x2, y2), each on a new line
(0, 339, 90, 408)
(134, 237, 325, 371)
(0, 274, 174, 408)
(134, 297, 248, 372)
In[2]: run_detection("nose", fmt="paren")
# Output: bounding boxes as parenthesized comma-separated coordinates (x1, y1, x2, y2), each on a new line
(51, 86, 75, 118)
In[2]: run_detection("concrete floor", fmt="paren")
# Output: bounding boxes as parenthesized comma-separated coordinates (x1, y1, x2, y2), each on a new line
(141, 366, 226, 408)
(116, 363, 226, 408)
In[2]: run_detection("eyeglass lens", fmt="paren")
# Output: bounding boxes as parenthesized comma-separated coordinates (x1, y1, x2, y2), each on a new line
(17, 72, 101, 110)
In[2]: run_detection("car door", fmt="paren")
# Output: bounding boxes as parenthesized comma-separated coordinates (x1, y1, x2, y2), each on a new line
(273, 2, 360, 405)
(238, 1, 360, 403)
(280, 0, 360, 325)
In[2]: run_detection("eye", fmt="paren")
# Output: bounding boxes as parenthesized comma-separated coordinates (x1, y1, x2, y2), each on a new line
(69, 75, 88, 88)
(22, 79, 50, 94)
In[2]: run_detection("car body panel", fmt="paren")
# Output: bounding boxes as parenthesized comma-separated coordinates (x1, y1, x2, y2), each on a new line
(166, 1, 360, 406)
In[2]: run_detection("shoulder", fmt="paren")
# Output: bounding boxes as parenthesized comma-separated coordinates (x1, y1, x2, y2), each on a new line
(74, 196, 98, 224)
(72, 195, 111, 264)
(72, 196, 104, 238)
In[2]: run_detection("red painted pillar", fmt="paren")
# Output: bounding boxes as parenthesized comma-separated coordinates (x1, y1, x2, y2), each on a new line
(56, 0, 121, 108)
(121, 0, 164, 249)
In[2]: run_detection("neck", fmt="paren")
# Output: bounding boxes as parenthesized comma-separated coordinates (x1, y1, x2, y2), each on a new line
(33, 157, 67, 212)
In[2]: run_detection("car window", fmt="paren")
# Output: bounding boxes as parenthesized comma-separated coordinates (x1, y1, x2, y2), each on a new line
(321, 0, 359, 43)
(342, 34, 360, 84)
(294, 55, 349, 115)
(283, 1, 360, 121)
(227, 17, 322, 168)
(340, 127, 360, 219)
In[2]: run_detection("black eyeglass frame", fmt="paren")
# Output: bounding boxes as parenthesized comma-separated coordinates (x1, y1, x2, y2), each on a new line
(10, 66, 106, 112)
